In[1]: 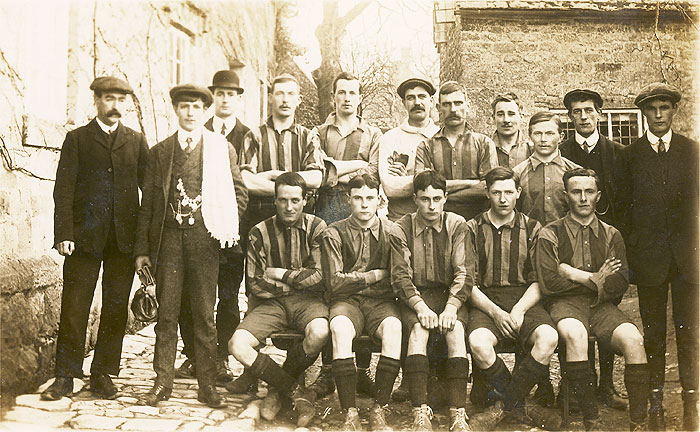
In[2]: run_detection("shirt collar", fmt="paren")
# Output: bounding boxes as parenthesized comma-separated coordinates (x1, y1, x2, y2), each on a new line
(274, 214, 306, 232)
(177, 128, 203, 150)
(491, 130, 526, 150)
(575, 130, 600, 151)
(95, 117, 118, 134)
(483, 209, 520, 229)
(324, 112, 367, 133)
(564, 213, 600, 238)
(266, 116, 297, 134)
(413, 212, 444, 237)
(348, 215, 381, 241)
(400, 119, 439, 138)
(646, 129, 673, 151)
(212, 115, 237, 135)
(529, 150, 565, 170)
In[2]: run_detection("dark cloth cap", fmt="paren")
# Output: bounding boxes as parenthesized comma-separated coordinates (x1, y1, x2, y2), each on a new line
(208, 70, 244, 94)
(169, 84, 213, 106)
(634, 82, 681, 107)
(397, 77, 436, 98)
(90, 76, 133, 94)
(563, 89, 603, 110)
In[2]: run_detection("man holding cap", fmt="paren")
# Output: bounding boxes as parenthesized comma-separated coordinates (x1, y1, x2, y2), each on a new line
(615, 82, 699, 430)
(379, 77, 439, 222)
(175, 70, 250, 384)
(134, 84, 248, 408)
(560, 88, 626, 411)
(43, 76, 149, 401)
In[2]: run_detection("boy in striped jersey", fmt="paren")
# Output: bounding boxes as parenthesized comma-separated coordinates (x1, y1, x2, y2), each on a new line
(465, 167, 559, 430)
(229, 172, 328, 427)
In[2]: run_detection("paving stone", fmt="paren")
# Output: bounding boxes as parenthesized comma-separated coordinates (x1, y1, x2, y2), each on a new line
(219, 418, 255, 429)
(75, 408, 106, 416)
(116, 396, 139, 404)
(69, 414, 127, 429)
(238, 399, 261, 420)
(14, 394, 72, 411)
(92, 400, 124, 409)
(137, 325, 156, 338)
(176, 421, 207, 432)
(122, 338, 150, 355)
(125, 405, 161, 416)
(159, 406, 213, 418)
(104, 408, 135, 417)
(207, 410, 228, 422)
(3, 406, 75, 426)
(119, 418, 182, 431)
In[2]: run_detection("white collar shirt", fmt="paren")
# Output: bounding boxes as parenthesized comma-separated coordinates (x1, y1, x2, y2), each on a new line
(177, 128, 203, 151)
(212, 116, 237, 136)
(575, 130, 600, 153)
(96, 117, 118, 135)
(646, 129, 673, 153)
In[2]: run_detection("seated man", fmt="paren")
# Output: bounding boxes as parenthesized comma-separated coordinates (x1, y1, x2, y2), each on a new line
(465, 167, 559, 430)
(390, 170, 472, 432)
(535, 168, 651, 431)
(229, 172, 328, 427)
(322, 174, 402, 431)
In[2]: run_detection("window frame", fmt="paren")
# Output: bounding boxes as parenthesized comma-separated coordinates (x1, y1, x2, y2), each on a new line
(551, 108, 646, 146)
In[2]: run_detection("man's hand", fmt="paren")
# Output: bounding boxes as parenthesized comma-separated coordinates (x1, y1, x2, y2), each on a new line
(371, 269, 389, 281)
(135, 255, 151, 271)
(596, 257, 622, 280)
(387, 161, 408, 176)
(438, 304, 458, 334)
(509, 308, 525, 333)
(56, 241, 75, 256)
(264, 170, 284, 181)
(265, 267, 287, 281)
(414, 301, 438, 330)
(492, 308, 518, 340)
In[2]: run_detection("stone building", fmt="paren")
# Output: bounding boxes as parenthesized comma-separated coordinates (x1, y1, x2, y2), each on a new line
(0, 0, 276, 410)
(433, 0, 699, 142)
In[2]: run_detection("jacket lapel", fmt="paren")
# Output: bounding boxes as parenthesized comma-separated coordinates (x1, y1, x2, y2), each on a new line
(598, 136, 615, 195)
(111, 122, 129, 152)
(89, 118, 110, 150)
(158, 134, 177, 200)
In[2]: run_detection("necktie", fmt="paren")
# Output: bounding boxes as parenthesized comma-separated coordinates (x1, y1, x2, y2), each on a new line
(658, 139, 666, 156)
(220, 123, 227, 136)
(185, 137, 193, 154)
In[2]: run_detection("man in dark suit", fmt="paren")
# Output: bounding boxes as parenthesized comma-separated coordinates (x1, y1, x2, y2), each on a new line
(42, 76, 148, 401)
(560, 88, 627, 411)
(176, 70, 250, 383)
(615, 82, 699, 430)
(134, 84, 248, 408)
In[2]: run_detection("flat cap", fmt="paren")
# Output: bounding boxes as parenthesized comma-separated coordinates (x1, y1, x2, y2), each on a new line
(169, 84, 213, 107)
(397, 77, 436, 99)
(90, 76, 133, 94)
(634, 82, 681, 107)
(563, 89, 603, 110)
(208, 70, 244, 94)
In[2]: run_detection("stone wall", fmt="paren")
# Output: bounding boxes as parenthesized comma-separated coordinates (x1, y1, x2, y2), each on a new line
(439, 4, 699, 139)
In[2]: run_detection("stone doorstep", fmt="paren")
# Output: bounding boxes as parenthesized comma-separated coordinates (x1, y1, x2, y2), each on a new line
(14, 394, 72, 411)
(2, 406, 75, 426)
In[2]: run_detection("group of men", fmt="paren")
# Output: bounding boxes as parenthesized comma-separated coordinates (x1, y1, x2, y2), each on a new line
(43, 67, 698, 432)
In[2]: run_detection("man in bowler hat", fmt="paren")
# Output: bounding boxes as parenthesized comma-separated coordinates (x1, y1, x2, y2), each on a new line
(134, 84, 248, 408)
(615, 82, 699, 430)
(176, 70, 250, 383)
(43, 76, 149, 401)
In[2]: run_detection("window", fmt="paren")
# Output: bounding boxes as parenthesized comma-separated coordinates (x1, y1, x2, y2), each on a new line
(169, 28, 191, 85)
(552, 109, 645, 146)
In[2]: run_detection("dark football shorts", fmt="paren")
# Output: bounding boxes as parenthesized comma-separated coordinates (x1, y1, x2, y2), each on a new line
(330, 295, 400, 344)
(399, 287, 469, 332)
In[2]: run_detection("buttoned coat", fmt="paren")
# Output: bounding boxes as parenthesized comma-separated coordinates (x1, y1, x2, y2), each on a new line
(133, 131, 248, 270)
(614, 132, 699, 285)
(53, 119, 148, 255)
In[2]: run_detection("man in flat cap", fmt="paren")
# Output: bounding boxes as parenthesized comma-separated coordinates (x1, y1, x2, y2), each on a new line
(134, 84, 248, 408)
(43, 76, 149, 401)
(615, 82, 699, 430)
(175, 70, 250, 384)
(560, 88, 627, 411)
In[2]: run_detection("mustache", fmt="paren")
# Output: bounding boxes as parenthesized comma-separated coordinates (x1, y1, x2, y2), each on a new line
(106, 109, 121, 117)
(411, 106, 425, 112)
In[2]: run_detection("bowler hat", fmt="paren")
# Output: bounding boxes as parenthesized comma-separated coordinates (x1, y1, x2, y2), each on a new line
(397, 77, 436, 99)
(208, 70, 244, 94)
(563, 89, 603, 110)
(169, 84, 213, 107)
(634, 82, 681, 107)
(90, 76, 133, 94)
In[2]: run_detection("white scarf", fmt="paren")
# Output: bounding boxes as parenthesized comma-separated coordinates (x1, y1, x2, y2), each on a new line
(200, 129, 240, 247)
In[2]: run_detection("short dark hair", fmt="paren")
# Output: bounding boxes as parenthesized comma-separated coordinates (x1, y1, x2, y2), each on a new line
(491, 92, 522, 114)
(485, 166, 520, 190)
(566, 94, 602, 115)
(528, 111, 562, 134)
(348, 173, 379, 191)
(413, 170, 447, 194)
(172, 93, 209, 107)
(563, 168, 600, 192)
(438, 81, 466, 102)
(270, 73, 299, 93)
(274, 171, 307, 196)
(333, 72, 360, 93)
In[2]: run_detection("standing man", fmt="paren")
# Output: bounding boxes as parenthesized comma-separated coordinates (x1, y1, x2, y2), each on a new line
(229, 172, 327, 428)
(390, 170, 472, 432)
(176, 70, 250, 383)
(134, 84, 248, 408)
(559, 88, 626, 410)
(379, 77, 439, 222)
(615, 83, 699, 430)
(490, 92, 532, 168)
(309, 71, 383, 398)
(513, 111, 580, 226)
(43, 77, 148, 401)
(415, 81, 497, 222)
(321, 174, 402, 431)
(536, 168, 651, 431)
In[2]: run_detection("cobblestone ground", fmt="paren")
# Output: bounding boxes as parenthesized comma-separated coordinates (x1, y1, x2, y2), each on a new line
(0, 286, 687, 431)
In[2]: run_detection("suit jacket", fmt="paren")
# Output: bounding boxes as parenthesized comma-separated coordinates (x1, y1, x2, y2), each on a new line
(53, 119, 148, 255)
(133, 131, 248, 269)
(203, 117, 250, 160)
(614, 132, 699, 285)
(560, 134, 623, 225)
